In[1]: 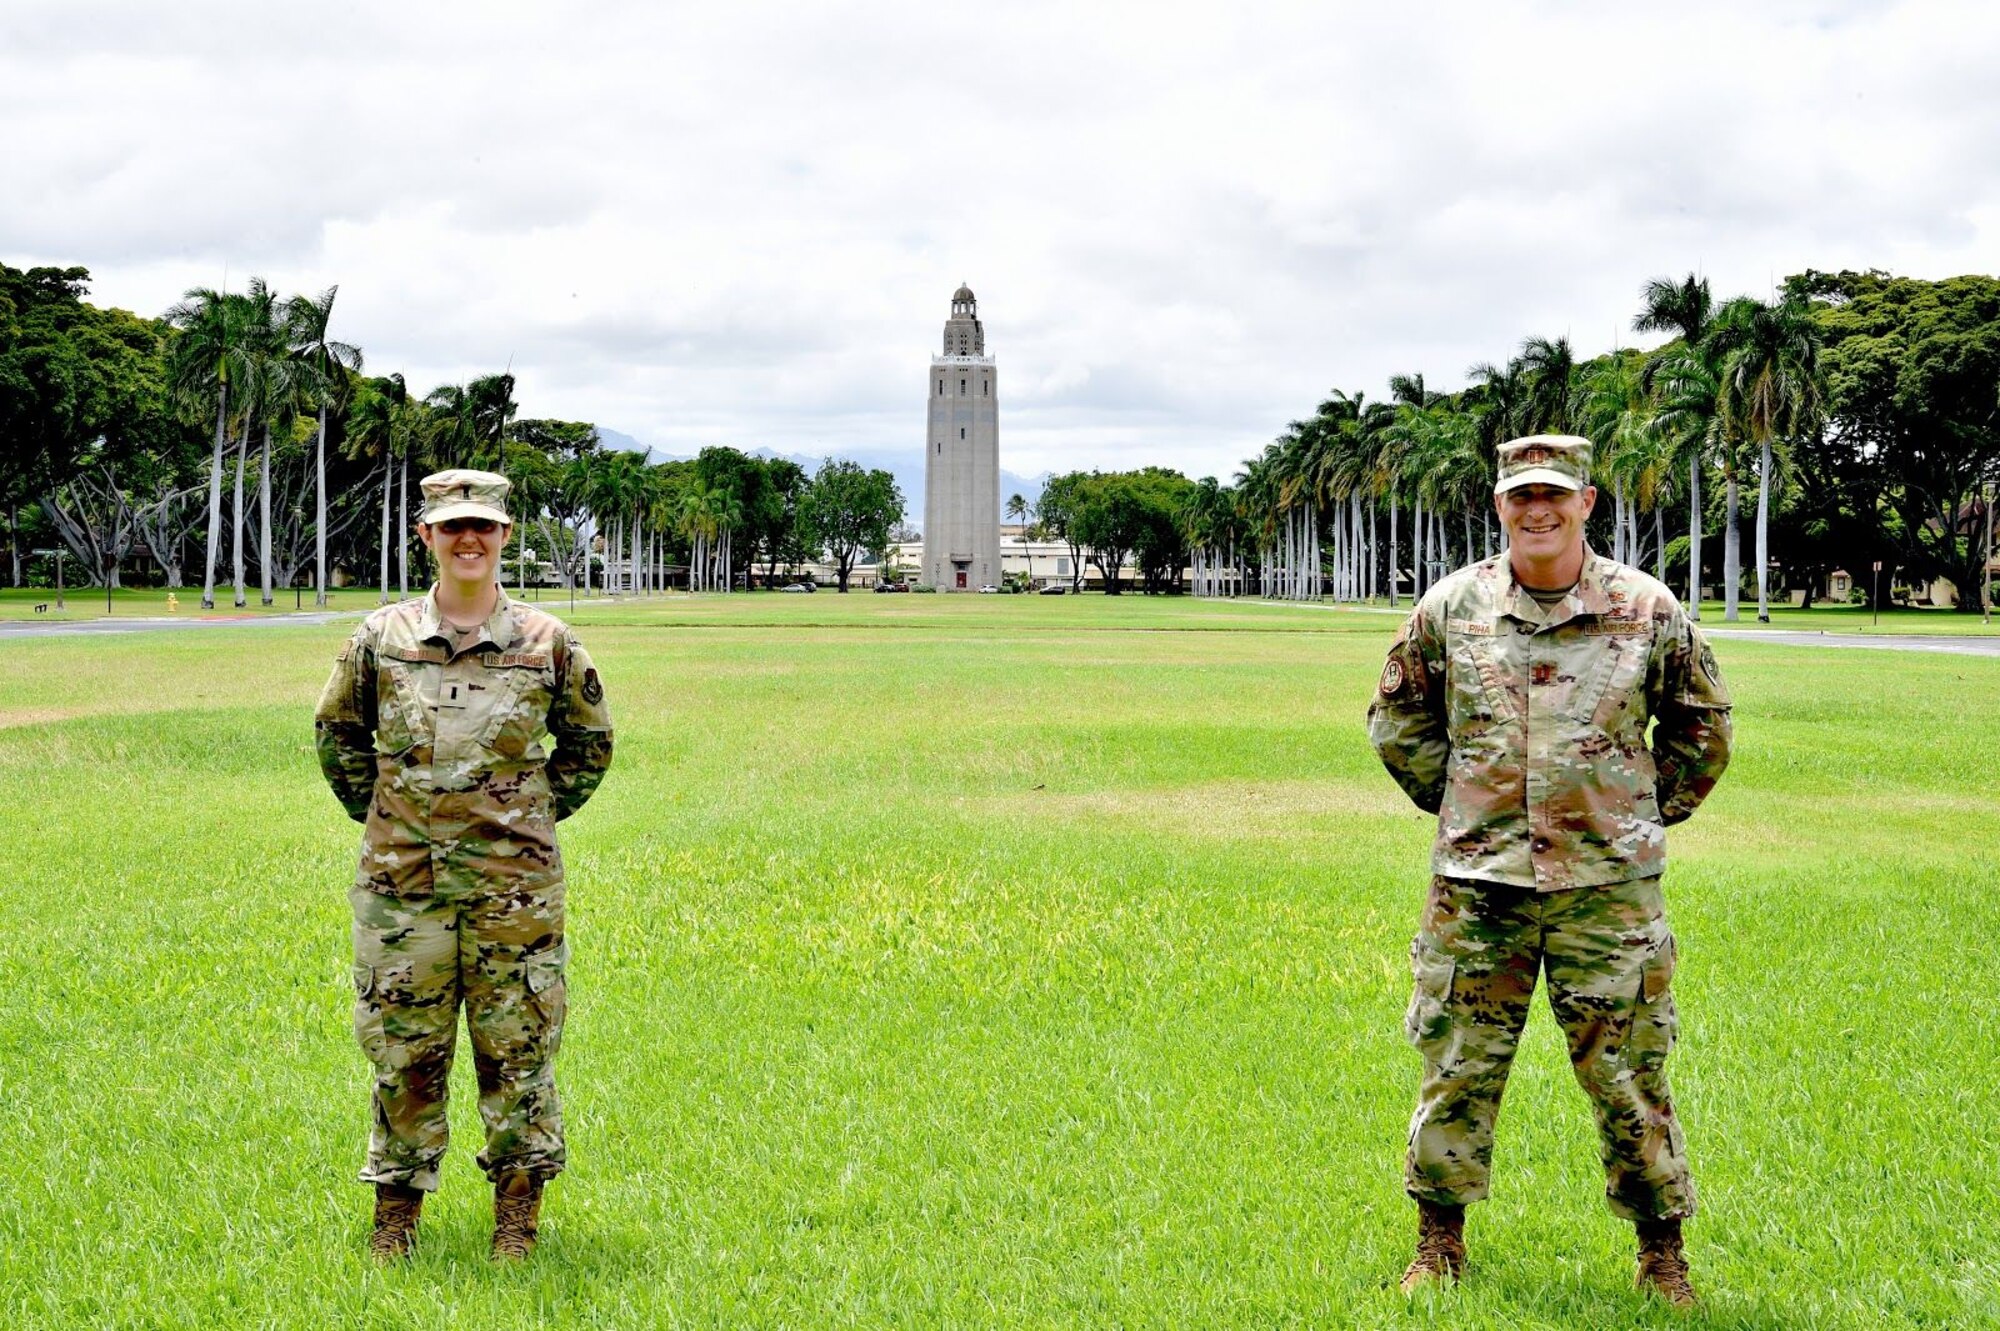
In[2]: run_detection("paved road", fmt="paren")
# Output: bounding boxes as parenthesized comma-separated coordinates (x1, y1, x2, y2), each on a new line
(0, 611, 355, 639)
(1701, 628, 2000, 657)
(1265, 600, 2000, 657)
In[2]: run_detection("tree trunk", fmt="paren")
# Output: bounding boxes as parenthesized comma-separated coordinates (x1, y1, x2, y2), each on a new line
(259, 421, 273, 606)
(232, 423, 247, 608)
(315, 403, 328, 607)
(201, 392, 227, 609)
(398, 451, 409, 599)
(1388, 494, 1400, 607)
(380, 460, 392, 604)
(1754, 439, 1772, 621)
(1723, 466, 1741, 622)
(1687, 456, 1703, 620)
(1416, 497, 1427, 597)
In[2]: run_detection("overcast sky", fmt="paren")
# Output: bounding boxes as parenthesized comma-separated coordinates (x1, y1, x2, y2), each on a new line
(6, 1, 1995, 481)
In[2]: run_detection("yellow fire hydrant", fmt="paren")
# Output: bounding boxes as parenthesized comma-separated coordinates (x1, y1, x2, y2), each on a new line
(166, 592, 179, 613)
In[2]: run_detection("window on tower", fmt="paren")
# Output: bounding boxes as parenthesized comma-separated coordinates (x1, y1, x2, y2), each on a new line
(960, 378, 966, 393)
(960, 427, 966, 439)
(936, 379, 942, 395)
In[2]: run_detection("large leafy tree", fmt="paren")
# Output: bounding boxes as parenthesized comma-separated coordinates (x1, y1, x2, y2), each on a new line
(801, 459, 903, 592)
(1037, 471, 1090, 591)
(746, 457, 810, 588)
(1800, 269, 2000, 611)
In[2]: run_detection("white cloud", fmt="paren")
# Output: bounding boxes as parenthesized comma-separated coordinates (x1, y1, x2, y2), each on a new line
(5, 0, 1996, 482)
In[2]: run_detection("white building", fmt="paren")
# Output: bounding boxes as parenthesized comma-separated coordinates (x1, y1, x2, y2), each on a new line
(923, 285, 1002, 590)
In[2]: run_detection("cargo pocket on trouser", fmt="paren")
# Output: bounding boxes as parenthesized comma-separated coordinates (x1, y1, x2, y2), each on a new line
(1405, 937, 1457, 1065)
(1626, 932, 1679, 1077)
(352, 963, 393, 1069)
(524, 943, 569, 1063)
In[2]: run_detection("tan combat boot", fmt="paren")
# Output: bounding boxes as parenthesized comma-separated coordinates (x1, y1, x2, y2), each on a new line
(1635, 1218, 1698, 1309)
(490, 1171, 545, 1261)
(1399, 1199, 1466, 1294)
(368, 1183, 424, 1263)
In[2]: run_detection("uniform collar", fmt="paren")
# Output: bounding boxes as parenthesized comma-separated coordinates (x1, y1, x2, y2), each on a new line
(1499, 546, 1613, 630)
(418, 586, 517, 652)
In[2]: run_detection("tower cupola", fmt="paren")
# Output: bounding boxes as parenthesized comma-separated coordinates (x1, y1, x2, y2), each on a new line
(943, 283, 984, 356)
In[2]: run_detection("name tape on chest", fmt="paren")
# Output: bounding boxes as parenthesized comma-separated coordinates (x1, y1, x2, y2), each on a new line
(494, 651, 551, 669)
(1446, 618, 1495, 637)
(383, 644, 449, 664)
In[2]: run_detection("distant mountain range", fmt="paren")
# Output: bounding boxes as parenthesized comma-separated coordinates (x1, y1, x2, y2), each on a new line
(594, 427, 1047, 528)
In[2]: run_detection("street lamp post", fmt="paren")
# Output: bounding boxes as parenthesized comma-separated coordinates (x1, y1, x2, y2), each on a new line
(29, 548, 64, 610)
(293, 504, 304, 610)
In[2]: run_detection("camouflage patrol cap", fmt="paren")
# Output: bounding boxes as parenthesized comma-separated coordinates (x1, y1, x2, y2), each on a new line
(1495, 435, 1591, 495)
(419, 469, 512, 525)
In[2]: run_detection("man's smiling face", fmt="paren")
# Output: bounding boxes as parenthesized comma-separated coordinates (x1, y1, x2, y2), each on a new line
(1495, 482, 1595, 575)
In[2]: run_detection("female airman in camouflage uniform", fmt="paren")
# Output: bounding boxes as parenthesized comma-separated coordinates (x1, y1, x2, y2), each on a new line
(315, 469, 613, 1262)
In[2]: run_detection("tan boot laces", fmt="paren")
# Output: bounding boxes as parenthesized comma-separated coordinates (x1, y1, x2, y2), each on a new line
(1400, 1201, 1466, 1294)
(368, 1185, 423, 1264)
(490, 1172, 544, 1262)
(1636, 1220, 1698, 1309)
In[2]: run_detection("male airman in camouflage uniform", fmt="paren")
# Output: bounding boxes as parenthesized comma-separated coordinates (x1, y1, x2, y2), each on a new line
(1368, 435, 1732, 1307)
(315, 469, 614, 1263)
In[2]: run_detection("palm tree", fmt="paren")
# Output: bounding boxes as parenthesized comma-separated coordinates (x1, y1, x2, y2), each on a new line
(1006, 492, 1036, 586)
(288, 286, 363, 606)
(240, 280, 303, 607)
(166, 285, 249, 610)
(423, 384, 475, 470)
(466, 373, 517, 471)
(1517, 335, 1579, 434)
(1708, 293, 1823, 621)
(1634, 274, 1719, 617)
(347, 374, 408, 603)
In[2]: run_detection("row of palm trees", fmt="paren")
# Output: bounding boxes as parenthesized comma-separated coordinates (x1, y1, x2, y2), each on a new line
(166, 278, 543, 607)
(1182, 273, 1821, 621)
(166, 280, 361, 609)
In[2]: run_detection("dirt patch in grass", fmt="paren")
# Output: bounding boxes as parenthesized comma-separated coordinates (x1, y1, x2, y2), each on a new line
(979, 777, 1405, 839)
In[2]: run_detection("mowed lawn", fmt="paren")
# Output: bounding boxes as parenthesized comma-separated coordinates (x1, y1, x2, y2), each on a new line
(2, 594, 1994, 1330)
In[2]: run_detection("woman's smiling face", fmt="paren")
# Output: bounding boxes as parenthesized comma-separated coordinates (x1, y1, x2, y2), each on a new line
(423, 516, 507, 585)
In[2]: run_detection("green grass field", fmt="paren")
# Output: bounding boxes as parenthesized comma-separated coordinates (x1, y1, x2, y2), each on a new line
(4, 583, 1998, 635)
(3, 595, 1995, 1329)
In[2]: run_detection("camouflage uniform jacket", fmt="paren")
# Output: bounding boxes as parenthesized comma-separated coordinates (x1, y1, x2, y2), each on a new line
(1367, 551, 1731, 891)
(315, 589, 614, 899)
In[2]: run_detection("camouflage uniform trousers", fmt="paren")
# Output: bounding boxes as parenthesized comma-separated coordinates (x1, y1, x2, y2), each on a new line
(350, 879, 568, 1191)
(1404, 873, 1693, 1221)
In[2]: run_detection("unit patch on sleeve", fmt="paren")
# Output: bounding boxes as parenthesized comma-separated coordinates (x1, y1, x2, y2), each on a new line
(1379, 658, 1406, 696)
(581, 667, 603, 705)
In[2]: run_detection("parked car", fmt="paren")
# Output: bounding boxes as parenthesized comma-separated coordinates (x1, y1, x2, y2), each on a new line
(977, 584, 1000, 594)
(873, 581, 909, 593)
(1038, 583, 1069, 595)
(780, 581, 816, 593)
